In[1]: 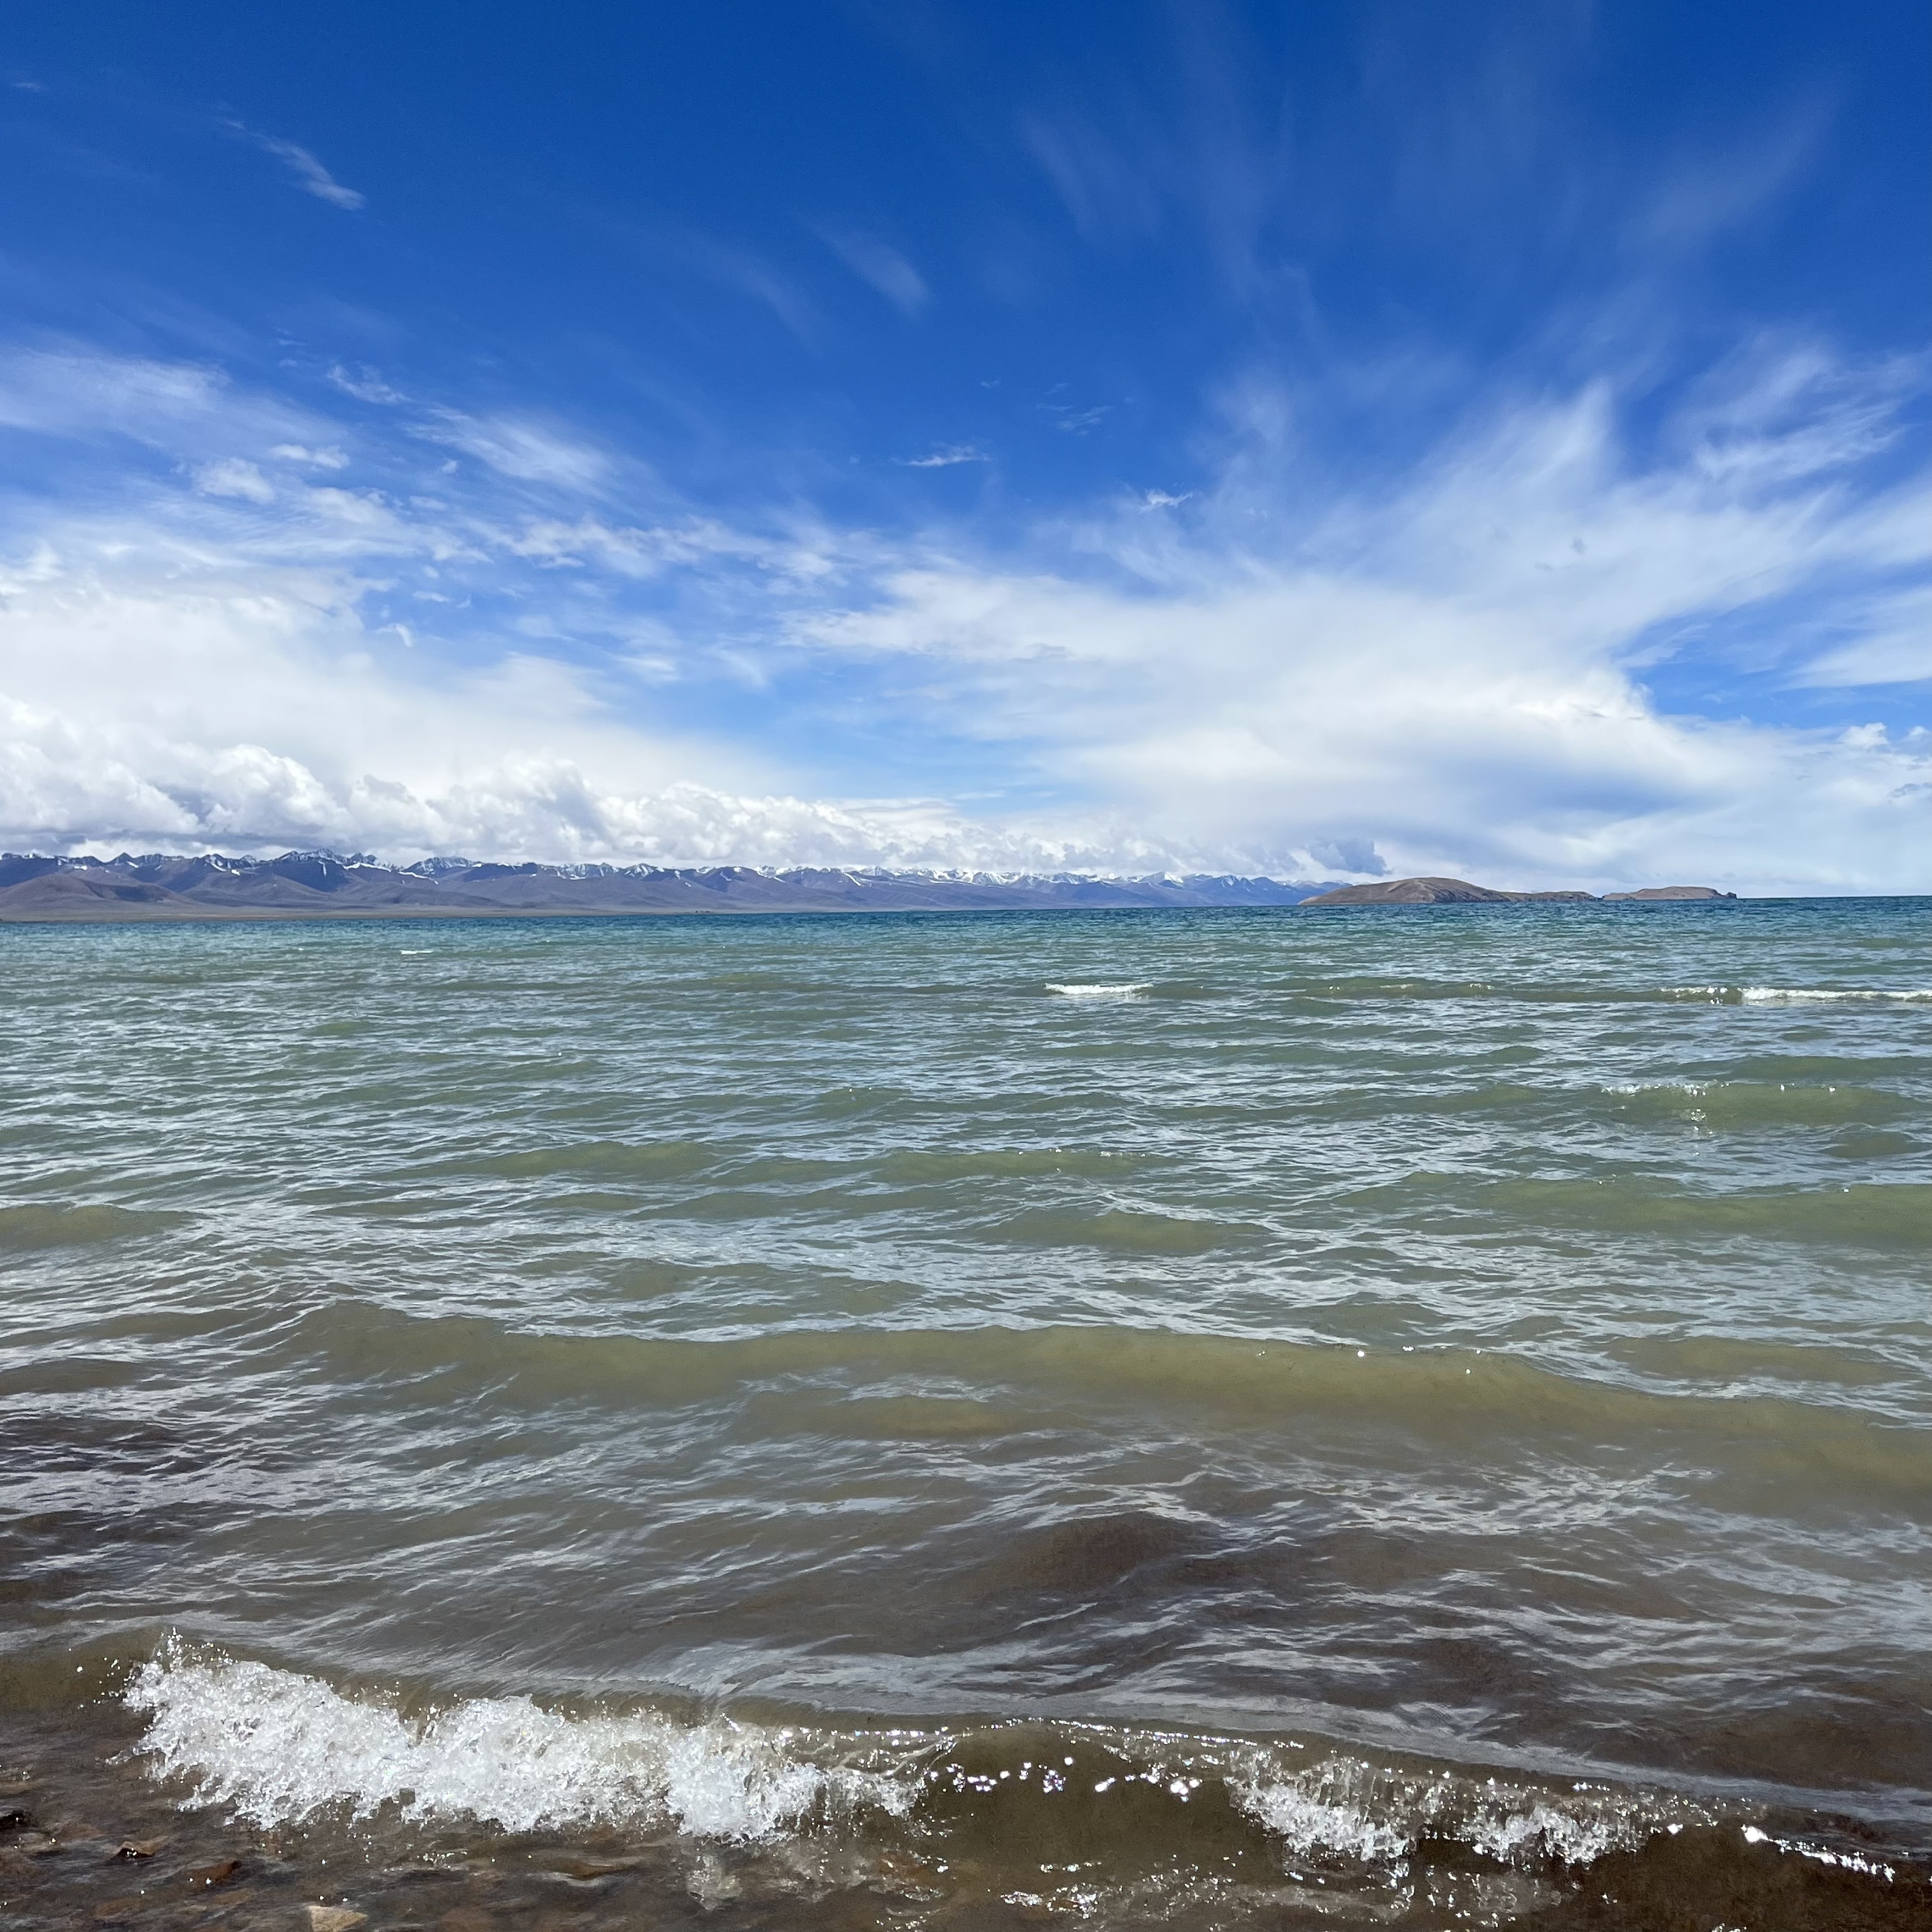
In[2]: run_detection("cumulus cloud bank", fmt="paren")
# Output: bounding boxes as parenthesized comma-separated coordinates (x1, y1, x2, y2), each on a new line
(1, 341, 1928, 889)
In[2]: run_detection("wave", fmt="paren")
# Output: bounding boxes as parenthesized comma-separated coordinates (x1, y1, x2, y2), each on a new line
(1599, 1078, 1913, 1128)
(1046, 982, 1151, 1000)
(1664, 985, 1932, 1005)
(126, 1643, 912, 1840)
(1254, 979, 1932, 1007)
(124, 1644, 1710, 1880)
(1229, 1753, 1688, 1871)
(0, 1202, 188, 1253)
(1742, 986, 1932, 1005)
(249, 1301, 1932, 1494)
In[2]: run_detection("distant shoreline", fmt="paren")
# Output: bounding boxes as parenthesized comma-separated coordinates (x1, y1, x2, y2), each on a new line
(0, 852, 1328, 922)
(0, 900, 1823, 925)
(1296, 875, 1737, 908)
(0, 855, 1864, 925)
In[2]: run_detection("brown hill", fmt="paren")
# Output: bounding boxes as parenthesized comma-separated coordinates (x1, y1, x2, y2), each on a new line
(1300, 876, 1734, 907)
(1602, 885, 1736, 901)
(0, 871, 201, 913)
(1302, 877, 1527, 905)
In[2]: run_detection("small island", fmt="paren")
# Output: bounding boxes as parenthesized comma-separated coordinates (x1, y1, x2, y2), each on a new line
(1299, 877, 1736, 907)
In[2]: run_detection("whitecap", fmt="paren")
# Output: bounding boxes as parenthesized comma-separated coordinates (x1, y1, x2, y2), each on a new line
(127, 1649, 1711, 1881)
(125, 1644, 917, 1841)
(1740, 986, 1932, 1004)
(1660, 985, 1932, 1005)
(1229, 1751, 1703, 1879)
(1045, 982, 1151, 1002)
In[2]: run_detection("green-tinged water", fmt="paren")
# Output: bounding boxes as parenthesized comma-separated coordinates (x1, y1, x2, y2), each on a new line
(3, 901, 1930, 1929)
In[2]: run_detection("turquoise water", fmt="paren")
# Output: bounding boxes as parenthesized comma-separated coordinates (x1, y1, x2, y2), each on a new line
(3, 901, 1930, 1927)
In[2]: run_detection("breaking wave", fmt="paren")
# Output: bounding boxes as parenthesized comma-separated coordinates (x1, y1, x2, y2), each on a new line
(126, 1644, 915, 1841)
(1229, 1754, 1694, 1874)
(1666, 985, 1932, 1004)
(1740, 986, 1932, 1004)
(125, 1644, 1712, 1882)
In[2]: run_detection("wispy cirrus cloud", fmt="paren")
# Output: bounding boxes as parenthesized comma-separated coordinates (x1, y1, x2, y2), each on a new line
(690, 239, 822, 341)
(326, 365, 405, 404)
(0, 349, 245, 440)
(1038, 396, 1113, 435)
(900, 445, 988, 468)
(224, 121, 365, 209)
(270, 443, 348, 470)
(820, 228, 930, 314)
(416, 410, 611, 489)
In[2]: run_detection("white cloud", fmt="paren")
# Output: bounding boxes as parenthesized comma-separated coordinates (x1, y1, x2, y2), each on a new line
(1, 340, 1929, 891)
(1629, 103, 1828, 253)
(0, 519, 765, 860)
(786, 356, 1932, 891)
(418, 410, 610, 489)
(327, 365, 405, 405)
(1673, 338, 1924, 487)
(0, 521, 1140, 870)
(692, 241, 821, 341)
(271, 443, 349, 469)
(505, 515, 776, 574)
(227, 124, 365, 210)
(191, 458, 275, 503)
(820, 229, 930, 314)
(1790, 585, 1932, 689)
(0, 349, 229, 438)
(1040, 401, 1113, 434)
(901, 445, 988, 468)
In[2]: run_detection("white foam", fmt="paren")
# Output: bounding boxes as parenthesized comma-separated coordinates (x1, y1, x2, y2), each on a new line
(126, 1651, 1706, 1878)
(1045, 983, 1151, 1002)
(1230, 1754, 1692, 1878)
(1465, 1797, 1630, 1866)
(126, 1646, 916, 1840)
(1742, 1823, 1896, 1880)
(1740, 986, 1932, 1005)
(1660, 985, 1932, 1006)
(1236, 1777, 1413, 1867)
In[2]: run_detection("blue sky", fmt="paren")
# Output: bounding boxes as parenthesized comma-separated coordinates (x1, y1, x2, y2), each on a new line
(1, 1, 1928, 888)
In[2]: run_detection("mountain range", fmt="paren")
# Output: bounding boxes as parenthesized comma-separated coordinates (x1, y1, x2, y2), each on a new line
(0, 854, 1745, 922)
(0, 851, 1344, 920)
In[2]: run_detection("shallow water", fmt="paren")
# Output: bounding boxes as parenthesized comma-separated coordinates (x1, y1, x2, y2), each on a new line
(3, 900, 1930, 1928)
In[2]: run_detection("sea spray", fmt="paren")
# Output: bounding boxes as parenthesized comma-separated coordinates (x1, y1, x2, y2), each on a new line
(126, 1643, 917, 1840)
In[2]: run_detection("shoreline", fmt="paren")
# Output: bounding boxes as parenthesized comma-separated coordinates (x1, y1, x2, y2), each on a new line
(5, 1650, 1927, 1931)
